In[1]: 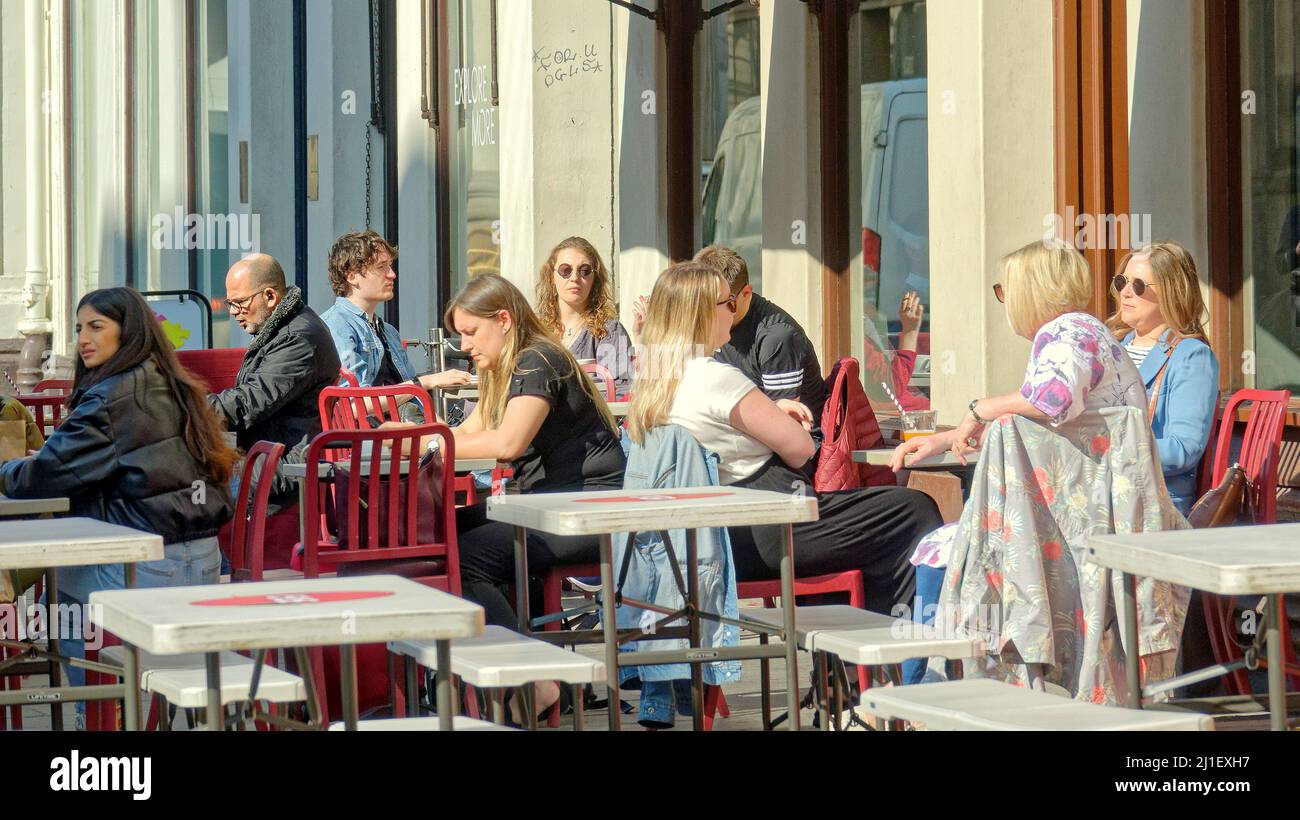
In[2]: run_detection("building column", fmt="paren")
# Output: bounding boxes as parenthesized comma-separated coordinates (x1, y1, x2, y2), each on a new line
(926, 0, 1055, 423)
(17, 0, 51, 392)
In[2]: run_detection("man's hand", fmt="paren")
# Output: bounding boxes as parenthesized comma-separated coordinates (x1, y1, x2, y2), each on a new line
(418, 370, 473, 391)
(632, 295, 650, 337)
(775, 399, 814, 432)
(899, 291, 924, 334)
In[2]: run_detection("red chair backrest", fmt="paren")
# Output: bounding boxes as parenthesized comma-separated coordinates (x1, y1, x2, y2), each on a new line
(581, 361, 617, 401)
(228, 441, 285, 582)
(176, 347, 247, 393)
(1204, 388, 1291, 523)
(318, 385, 436, 432)
(301, 424, 459, 593)
(16, 394, 67, 434)
(33, 379, 72, 394)
(339, 368, 360, 388)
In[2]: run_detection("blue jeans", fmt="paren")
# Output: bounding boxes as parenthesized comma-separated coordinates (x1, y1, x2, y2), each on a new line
(637, 678, 695, 728)
(54, 536, 222, 689)
(901, 564, 945, 685)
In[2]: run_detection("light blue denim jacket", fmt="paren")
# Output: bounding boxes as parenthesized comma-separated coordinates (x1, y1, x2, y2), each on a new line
(611, 424, 741, 685)
(320, 296, 416, 387)
(1124, 329, 1220, 515)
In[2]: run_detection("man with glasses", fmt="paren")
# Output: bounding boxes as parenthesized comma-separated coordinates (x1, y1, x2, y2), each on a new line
(320, 230, 471, 422)
(694, 245, 828, 479)
(209, 253, 340, 496)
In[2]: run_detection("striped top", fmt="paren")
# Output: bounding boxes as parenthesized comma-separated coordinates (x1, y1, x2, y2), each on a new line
(1123, 342, 1153, 369)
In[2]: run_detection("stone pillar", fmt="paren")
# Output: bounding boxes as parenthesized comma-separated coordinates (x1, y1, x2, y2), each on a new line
(926, 0, 1055, 424)
(17, 0, 51, 392)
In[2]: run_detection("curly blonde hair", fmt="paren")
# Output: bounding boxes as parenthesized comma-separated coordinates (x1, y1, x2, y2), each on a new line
(535, 237, 617, 342)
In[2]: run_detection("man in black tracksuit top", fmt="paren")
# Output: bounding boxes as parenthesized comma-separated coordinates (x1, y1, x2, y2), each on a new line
(695, 246, 828, 478)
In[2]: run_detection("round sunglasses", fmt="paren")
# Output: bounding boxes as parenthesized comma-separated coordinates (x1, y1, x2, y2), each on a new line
(556, 264, 594, 280)
(1112, 273, 1155, 297)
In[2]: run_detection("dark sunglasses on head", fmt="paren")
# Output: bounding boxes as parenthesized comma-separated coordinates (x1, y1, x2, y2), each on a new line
(992, 283, 1005, 304)
(717, 294, 737, 313)
(557, 264, 594, 280)
(1112, 273, 1154, 297)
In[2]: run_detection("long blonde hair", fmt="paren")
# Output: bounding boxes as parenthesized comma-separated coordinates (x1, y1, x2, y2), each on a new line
(625, 263, 726, 445)
(1105, 241, 1210, 344)
(445, 273, 617, 433)
(535, 236, 618, 342)
(1001, 239, 1093, 338)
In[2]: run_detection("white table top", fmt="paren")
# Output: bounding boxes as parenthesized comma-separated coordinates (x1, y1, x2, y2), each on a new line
(0, 494, 70, 517)
(454, 457, 500, 472)
(741, 605, 984, 665)
(90, 575, 484, 655)
(390, 625, 606, 687)
(1087, 523, 1300, 595)
(852, 448, 968, 469)
(0, 518, 163, 571)
(486, 485, 818, 536)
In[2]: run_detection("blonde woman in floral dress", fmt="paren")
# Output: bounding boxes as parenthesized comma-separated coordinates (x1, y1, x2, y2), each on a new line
(890, 239, 1190, 702)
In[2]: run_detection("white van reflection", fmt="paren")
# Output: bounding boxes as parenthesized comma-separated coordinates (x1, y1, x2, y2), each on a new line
(702, 78, 930, 399)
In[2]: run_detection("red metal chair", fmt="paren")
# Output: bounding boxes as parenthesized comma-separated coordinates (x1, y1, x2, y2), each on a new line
(300, 424, 457, 723)
(1197, 389, 1296, 696)
(228, 441, 286, 583)
(33, 379, 72, 394)
(318, 384, 433, 433)
(580, 361, 617, 402)
(176, 347, 247, 393)
(15, 393, 67, 435)
(339, 368, 360, 388)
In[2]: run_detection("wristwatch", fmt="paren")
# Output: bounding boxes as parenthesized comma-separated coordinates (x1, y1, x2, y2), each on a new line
(968, 398, 989, 425)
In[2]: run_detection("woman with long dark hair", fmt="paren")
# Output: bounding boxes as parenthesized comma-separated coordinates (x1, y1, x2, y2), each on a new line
(0, 287, 236, 693)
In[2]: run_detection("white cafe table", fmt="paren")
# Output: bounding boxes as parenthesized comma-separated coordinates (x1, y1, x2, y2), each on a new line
(486, 486, 819, 730)
(1088, 523, 1300, 731)
(0, 494, 70, 517)
(90, 575, 484, 731)
(0, 518, 162, 730)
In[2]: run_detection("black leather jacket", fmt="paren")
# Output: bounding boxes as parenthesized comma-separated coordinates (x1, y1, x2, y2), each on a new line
(209, 286, 340, 454)
(0, 359, 233, 543)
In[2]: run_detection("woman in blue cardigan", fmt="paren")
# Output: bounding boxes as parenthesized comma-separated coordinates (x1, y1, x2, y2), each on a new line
(1109, 241, 1220, 515)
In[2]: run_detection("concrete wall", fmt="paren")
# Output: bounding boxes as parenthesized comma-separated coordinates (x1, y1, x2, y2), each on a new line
(926, 0, 1055, 424)
(0, 0, 28, 337)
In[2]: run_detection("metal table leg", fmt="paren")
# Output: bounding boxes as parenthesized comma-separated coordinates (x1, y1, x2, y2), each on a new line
(780, 523, 800, 731)
(599, 534, 620, 731)
(435, 639, 453, 731)
(1121, 571, 1141, 709)
(1265, 593, 1285, 731)
(404, 653, 419, 717)
(205, 652, 222, 731)
(687, 529, 704, 732)
(122, 643, 140, 731)
(46, 567, 63, 731)
(572, 683, 585, 731)
(341, 644, 359, 731)
(513, 527, 530, 635)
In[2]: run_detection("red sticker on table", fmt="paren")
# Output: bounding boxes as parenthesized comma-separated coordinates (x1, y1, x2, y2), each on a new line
(574, 492, 734, 504)
(191, 591, 395, 607)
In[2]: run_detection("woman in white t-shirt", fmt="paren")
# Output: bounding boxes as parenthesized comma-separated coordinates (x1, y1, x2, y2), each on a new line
(625, 263, 943, 616)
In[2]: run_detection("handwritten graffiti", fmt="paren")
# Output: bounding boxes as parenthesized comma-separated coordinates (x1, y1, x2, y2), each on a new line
(532, 44, 604, 89)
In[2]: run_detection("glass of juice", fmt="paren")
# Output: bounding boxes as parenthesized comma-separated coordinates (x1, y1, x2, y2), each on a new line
(901, 410, 937, 441)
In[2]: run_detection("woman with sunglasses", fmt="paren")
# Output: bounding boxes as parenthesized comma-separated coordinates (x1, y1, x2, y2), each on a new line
(889, 240, 1189, 701)
(535, 236, 634, 398)
(1107, 242, 1219, 515)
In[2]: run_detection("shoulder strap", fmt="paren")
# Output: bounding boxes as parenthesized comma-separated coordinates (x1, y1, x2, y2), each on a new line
(1146, 337, 1182, 421)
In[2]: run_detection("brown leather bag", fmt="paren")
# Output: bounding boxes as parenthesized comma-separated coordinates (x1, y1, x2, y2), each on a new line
(1187, 463, 1251, 528)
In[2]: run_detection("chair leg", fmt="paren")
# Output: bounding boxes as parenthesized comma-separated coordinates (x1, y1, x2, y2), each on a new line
(543, 574, 563, 729)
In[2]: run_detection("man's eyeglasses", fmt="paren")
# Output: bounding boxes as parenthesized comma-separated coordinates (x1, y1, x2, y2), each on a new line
(557, 264, 594, 280)
(224, 290, 266, 314)
(1112, 274, 1155, 297)
(992, 283, 1005, 304)
(717, 294, 738, 313)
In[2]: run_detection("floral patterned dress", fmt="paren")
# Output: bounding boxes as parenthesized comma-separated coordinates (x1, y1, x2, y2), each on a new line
(916, 312, 1190, 703)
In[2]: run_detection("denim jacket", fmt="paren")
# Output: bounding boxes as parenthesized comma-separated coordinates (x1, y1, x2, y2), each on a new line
(611, 424, 741, 685)
(320, 296, 416, 388)
(1123, 329, 1219, 514)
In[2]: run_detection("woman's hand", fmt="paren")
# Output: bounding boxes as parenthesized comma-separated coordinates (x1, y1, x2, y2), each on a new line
(899, 291, 924, 334)
(631, 295, 649, 337)
(947, 412, 986, 466)
(889, 429, 957, 472)
(774, 399, 814, 432)
(417, 370, 472, 391)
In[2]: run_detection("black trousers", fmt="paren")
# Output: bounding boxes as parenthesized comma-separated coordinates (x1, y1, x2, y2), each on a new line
(455, 503, 602, 628)
(728, 459, 942, 615)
